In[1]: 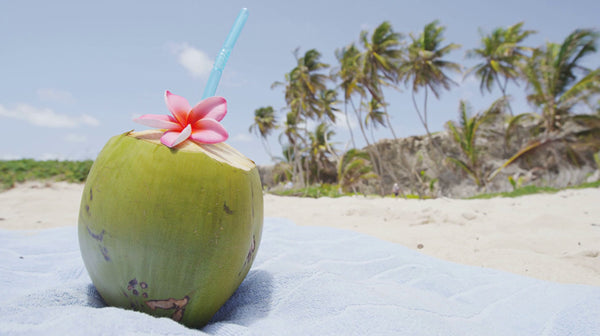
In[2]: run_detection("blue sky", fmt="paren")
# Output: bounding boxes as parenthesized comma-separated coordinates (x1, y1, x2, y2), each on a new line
(1, 0, 599, 165)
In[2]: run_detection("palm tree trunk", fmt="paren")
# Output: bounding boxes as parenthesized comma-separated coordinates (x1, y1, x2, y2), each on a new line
(369, 123, 377, 147)
(291, 111, 306, 188)
(363, 86, 404, 194)
(383, 106, 398, 140)
(290, 138, 304, 187)
(366, 85, 399, 140)
(495, 75, 514, 116)
(344, 92, 357, 149)
(303, 121, 312, 187)
(411, 89, 445, 162)
(411, 90, 430, 137)
(350, 98, 386, 195)
(261, 137, 274, 163)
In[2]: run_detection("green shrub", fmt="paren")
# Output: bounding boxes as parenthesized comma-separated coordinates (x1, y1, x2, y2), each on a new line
(271, 183, 347, 198)
(0, 159, 94, 191)
(469, 180, 600, 199)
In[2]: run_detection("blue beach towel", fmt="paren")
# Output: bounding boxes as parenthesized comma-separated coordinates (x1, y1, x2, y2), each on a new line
(1, 218, 599, 335)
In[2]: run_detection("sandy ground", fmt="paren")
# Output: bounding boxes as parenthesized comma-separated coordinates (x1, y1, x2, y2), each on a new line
(1, 181, 599, 286)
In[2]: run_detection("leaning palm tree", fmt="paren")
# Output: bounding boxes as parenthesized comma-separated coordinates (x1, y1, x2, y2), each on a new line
(364, 98, 387, 146)
(316, 89, 340, 124)
(334, 44, 386, 182)
(249, 106, 278, 162)
(524, 29, 600, 133)
(490, 29, 600, 180)
(334, 43, 364, 148)
(289, 48, 330, 121)
(465, 22, 536, 115)
(273, 48, 331, 186)
(336, 148, 378, 193)
(359, 21, 404, 139)
(400, 20, 461, 140)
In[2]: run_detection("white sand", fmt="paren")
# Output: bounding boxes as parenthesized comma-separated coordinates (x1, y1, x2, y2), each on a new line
(1, 181, 599, 286)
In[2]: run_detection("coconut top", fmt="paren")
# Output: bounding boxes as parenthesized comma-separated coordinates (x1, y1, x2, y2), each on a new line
(129, 130, 255, 171)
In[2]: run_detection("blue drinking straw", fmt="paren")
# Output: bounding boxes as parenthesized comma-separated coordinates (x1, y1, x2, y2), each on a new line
(202, 8, 249, 99)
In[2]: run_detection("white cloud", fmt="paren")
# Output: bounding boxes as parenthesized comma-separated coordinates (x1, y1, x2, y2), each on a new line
(170, 42, 213, 78)
(0, 103, 100, 128)
(230, 133, 253, 143)
(36, 88, 75, 104)
(64, 133, 87, 143)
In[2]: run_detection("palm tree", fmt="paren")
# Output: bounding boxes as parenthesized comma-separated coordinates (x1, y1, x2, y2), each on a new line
(337, 149, 378, 193)
(334, 43, 384, 178)
(445, 100, 498, 187)
(316, 89, 340, 124)
(364, 98, 387, 145)
(359, 21, 404, 139)
(278, 109, 305, 184)
(334, 43, 364, 148)
(490, 29, 600, 181)
(273, 48, 331, 186)
(272, 145, 294, 185)
(308, 122, 337, 183)
(289, 48, 330, 121)
(465, 22, 536, 115)
(279, 111, 301, 147)
(401, 20, 461, 141)
(524, 29, 600, 133)
(249, 106, 278, 162)
(334, 42, 389, 188)
(358, 97, 405, 195)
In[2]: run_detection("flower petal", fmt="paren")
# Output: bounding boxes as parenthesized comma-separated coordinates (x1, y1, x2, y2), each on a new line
(165, 90, 191, 126)
(190, 119, 228, 144)
(133, 114, 181, 130)
(160, 124, 192, 147)
(189, 96, 227, 123)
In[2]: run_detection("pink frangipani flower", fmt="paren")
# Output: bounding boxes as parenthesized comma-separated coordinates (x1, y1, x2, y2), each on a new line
(134, 91, 228, 147)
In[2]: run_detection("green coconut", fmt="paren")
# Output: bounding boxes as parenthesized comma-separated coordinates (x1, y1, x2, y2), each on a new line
(78, 129, 263, 328)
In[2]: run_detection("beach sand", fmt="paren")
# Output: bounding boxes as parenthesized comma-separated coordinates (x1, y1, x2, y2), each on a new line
(1, 181, 599, 286)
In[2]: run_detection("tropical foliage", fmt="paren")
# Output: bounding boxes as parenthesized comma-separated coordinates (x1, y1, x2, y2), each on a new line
(337, 149, 377, 193)
(249, 106, 278, 160)
(490, 29, 600, 180)
(0, 159, 93, 190)
(253, 21, 600, 197)
(401, 20, 461, 139)
(465, 22, 535, 115)
(271, 48, 331, 187)
(523, 29, 600, 133)
(445, 99, 504, 187)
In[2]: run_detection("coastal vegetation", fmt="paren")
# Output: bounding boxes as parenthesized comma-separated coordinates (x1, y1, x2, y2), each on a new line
(254, 21, 600, 198)
(1, 23, 599, 199)
(0, 157, 597, 199)
(0, 159, 93, 191)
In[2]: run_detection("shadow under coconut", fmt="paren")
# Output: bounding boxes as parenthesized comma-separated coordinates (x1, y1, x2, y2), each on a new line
(86, 283, 107, 308)
(207, 269, 274, 327)
(83, 270, 273, 329)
